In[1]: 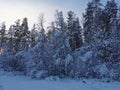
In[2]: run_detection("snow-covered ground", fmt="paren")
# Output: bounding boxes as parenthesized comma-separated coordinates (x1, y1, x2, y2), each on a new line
(0, 71, 120, 90)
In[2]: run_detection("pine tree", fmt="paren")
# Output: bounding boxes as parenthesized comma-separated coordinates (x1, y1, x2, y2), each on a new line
(83, 1, 94, 43)
(30, 24, 38, 47)
(67, 11, 83, 51)
(55, 10, 66, 32)
(83, 0, 103, 43)
(28, 15, 50, 79)
(47, 22, 56, 43)
(46, 11, 74, 77)
(54, 11, 70, 77)
(7, 25, 15, 52)
(0, 22, 6, 53)
(13, 19, 21, 53)
(20, 17, 30, 51)
(12, 18, 30, 52)
(103, 0, 118, 32)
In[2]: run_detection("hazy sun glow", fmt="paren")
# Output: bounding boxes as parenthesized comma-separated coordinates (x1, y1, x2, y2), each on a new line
(0, 0, 120, 29)
(0, 1, 56, 29)
(0, 0, 90, 29)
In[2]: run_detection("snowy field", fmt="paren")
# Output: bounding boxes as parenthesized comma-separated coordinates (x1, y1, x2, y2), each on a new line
(0, 71, 120, 90)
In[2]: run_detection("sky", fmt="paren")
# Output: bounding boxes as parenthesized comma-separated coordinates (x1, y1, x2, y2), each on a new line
(0, 0, 120, 29)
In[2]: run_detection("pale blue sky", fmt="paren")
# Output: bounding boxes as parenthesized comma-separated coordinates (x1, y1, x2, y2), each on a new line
(0, 0, 120, 29)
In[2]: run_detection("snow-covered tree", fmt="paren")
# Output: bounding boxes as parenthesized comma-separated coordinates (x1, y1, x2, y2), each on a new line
(0, 22, 7, 53)
(45, 11, 74, 78)
(28, 14, 51, 79)
(12, 19, 22, 53)
(20, 17, 30, 51)
(83, 1, 94, 43)
(103, 0, 118, 32)
(83, 0, 103, 43)
(30, 24, 39, 47)
(7, 25, 15, 52)
(67, 11, 83, 51)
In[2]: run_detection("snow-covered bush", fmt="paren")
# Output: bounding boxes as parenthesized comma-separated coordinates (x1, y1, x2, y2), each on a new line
(0, 51, 31, 74)
(96, 63, 109, 79)
(30, 70, 48, 79)
(72, 37, 120, 80)
(27, 41, 53, 79)
(13, 51, 31, 74)
(0, 53, 14, 71)
(72, 45, 99, 79)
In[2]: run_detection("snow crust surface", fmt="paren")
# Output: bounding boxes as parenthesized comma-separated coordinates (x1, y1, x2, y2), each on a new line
(0, 71, 120, 90)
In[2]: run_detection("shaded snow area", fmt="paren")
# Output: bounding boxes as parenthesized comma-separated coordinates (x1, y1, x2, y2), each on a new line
(0, 71, 120, 90)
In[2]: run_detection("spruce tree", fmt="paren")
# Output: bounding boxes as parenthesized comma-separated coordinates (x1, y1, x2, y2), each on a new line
(20, 17, 30, 51)
(83, 0, 103, 43)
(7, 25, 15, 52)
(30, 24, 39, 47)
(67, 11, 82, 51)
(0, 22, 6, 53)
(28, 15, 50, 79)
(13, 19, 21, 52)
(103, 0, 118, 32)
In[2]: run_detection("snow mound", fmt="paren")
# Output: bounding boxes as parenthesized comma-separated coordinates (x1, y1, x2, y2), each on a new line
(45, 76, 61, 81)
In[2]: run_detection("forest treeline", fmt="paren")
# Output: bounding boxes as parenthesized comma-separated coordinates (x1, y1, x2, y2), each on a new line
(0, 0, 120, 81)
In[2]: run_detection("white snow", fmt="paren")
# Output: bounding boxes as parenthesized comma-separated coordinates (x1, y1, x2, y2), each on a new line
(0, 71, 120, 90)
(77, 51, 93, 62)
(65, 54, 73, 67)
(99, 64, 108, 76)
